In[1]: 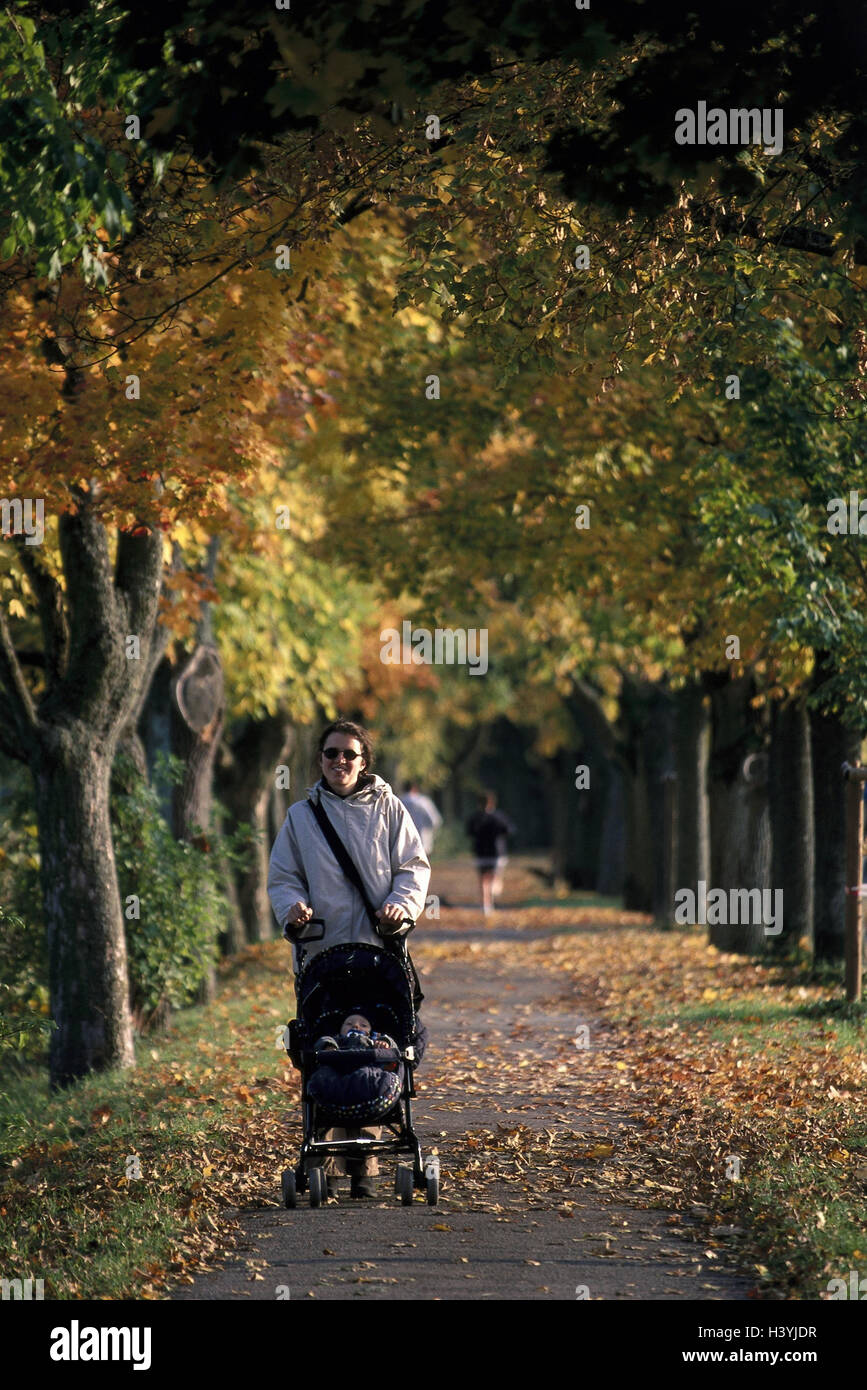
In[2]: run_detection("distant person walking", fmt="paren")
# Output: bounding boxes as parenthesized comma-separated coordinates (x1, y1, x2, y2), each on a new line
(466, 791, 514, 915)
(400, 782, 443, 856)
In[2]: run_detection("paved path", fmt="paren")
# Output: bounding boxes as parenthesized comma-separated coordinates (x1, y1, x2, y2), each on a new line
(173, 893, 753, 1301)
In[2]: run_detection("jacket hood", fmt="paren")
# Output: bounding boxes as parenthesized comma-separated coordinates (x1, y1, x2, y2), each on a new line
(306, 773, 391, 805)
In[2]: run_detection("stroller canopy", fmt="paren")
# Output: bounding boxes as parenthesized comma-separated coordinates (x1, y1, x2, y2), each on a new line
(295, 942, 417, 1046)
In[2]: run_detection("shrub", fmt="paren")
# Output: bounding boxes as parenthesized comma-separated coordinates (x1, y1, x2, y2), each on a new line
(0, 752, 247, 1039)
(0, 903, 53, 1057)
(0, 765, 51, 1061)
(111, 753, 236, 1031)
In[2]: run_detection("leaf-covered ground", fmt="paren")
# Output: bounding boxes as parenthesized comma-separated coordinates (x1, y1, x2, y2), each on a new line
(0, 856, 863, 1299)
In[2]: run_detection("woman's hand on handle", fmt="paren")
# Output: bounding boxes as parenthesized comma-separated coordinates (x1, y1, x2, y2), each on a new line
(286, 902, 313, 926)
(377, 902, 405, 928)
(377, 902, 414, 937)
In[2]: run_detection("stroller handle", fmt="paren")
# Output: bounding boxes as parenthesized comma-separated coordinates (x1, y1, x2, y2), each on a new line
(286, 915, 327, 942)
(290, 916, 414, 941)
(376, 916, 416, 938)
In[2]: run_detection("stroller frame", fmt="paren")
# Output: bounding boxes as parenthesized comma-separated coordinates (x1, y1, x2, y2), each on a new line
(281, 921, 439, 1208)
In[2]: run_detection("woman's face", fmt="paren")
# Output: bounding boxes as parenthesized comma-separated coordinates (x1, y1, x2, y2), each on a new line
(320, 732, 366, 796)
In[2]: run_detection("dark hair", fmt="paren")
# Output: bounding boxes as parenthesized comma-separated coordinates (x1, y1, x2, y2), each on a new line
(317, 720, 375, 772)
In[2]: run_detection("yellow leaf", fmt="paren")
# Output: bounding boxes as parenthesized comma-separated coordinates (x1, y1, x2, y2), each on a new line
(585, 1143, 614, 1159)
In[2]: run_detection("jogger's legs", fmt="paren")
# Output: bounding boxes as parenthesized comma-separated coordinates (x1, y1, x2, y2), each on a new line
(479, 869, 495, 915)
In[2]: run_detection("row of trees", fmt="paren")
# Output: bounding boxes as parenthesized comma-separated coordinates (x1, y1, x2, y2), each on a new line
(1, 3, 865, 1083)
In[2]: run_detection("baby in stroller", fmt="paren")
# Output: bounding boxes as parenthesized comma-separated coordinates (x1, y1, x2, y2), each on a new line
(307, 1007, 426, 1199)
(315, 1013, 399, 1054)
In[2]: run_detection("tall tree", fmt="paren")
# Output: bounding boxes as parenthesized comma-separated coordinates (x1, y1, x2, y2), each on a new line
(0, 199, 325, 1080)
(0, 507, 161, 1084)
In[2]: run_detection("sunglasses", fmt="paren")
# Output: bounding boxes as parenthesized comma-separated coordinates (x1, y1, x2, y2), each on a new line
(322, 748, 363, 761)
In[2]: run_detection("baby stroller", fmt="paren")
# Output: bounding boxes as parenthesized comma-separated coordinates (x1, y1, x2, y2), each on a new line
(281, 919, 440, 1208)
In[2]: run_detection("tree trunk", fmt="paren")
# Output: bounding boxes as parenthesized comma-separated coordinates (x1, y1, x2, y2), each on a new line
(768, 697, 814, 955)
(618, 677, 668, 914)
(641, 682, 676, 921)
(219, 715, 293, 943)
(435, 720, 490, 836)
(810, 660, 862, 962)
(139, 654, 174, 822)
(708, 674, 771, 954)
(622, 747, 653, 911)
(565, 674, 660, 909)
(596, 763, 625, 897)
(216, 812, 247, 957)
(115, 725, 149, 783)
(33, 730, 135, 1087)
(675, 678, 711, 899)
(0, 483, 162, 1089)
(540, 755, 571, 886)
(556, 702, 614, 891)
(270, 782, 286, 843)
(290, 722, 318, 804)
(171, 643, 225, 840)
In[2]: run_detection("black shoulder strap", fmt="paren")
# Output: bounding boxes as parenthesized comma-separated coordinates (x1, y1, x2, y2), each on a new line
(307, 797, 379, 927)
(306, 795, 425, 1011)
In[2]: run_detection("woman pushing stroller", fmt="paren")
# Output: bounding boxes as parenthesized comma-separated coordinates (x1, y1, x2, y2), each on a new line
(267, 720, 430, 1198)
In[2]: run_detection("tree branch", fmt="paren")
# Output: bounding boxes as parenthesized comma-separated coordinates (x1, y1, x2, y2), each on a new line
(113, 523, 166, 730)
(11, 537, 68, 689)
(0, 605, 37, 750)
(567, 677, 626, 770)
(39, 492, 122, 727)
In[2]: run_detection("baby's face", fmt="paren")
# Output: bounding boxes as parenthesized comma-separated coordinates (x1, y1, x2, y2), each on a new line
(340, 1014, 371, 1036)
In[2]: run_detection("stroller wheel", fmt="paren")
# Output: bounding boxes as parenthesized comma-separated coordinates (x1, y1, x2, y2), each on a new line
(281, 1169, 297, 1209)
(425, 1156, 440, 1206)
(396, 1165, 414, 1206)
(309, 1167, 326, 1208)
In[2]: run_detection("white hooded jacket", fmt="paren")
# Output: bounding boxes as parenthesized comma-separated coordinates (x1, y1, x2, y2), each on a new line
(267, 773, 431, 969)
